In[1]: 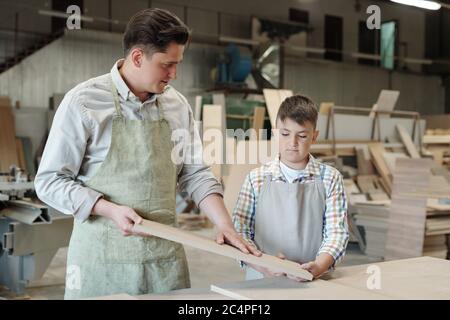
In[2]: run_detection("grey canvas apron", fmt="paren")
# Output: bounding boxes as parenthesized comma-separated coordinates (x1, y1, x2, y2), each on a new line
(64, 77, 190, 299)
(246, 168, 327, 280)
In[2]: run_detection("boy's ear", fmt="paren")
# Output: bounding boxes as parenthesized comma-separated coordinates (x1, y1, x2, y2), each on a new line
(312, 130, 319, 143)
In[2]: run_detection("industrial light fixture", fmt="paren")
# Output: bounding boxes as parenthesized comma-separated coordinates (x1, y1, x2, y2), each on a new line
(390, 0, 441, 10)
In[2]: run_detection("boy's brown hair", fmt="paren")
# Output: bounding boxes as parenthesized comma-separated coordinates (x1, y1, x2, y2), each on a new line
(276, 95, 318, 129)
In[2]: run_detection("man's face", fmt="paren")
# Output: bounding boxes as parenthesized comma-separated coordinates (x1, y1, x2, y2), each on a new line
(138, 42, 185, 94)
(275, 117, 319, 166)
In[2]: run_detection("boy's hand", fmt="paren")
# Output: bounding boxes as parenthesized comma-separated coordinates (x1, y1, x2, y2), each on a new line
(296, 253, 335, 281)
(298, 261, 327, 279)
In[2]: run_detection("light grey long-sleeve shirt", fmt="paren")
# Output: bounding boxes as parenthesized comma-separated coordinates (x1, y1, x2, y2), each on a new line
(35, 60, 223, 222)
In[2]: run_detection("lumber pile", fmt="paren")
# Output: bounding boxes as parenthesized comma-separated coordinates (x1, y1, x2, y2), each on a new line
(422, 129, 450, 169)
(348, 135, 450, 260)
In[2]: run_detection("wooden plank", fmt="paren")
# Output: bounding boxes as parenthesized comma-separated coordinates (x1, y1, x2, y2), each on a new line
(355, 146, 375, 175)
(263, 89, 281, 127)
(133, 219, 313, 281)
(384, 158, 433, 260)
(368, 143, 393, 194)
(202, 104, 224, 179)
(423, 135, 450, 144)
(138, 287, 230, 300)
(263, 89, 293, 127)
(278, 89, 293, 104)
(382, 152, 409, 174)
(210, 277, 387, 300)
(396, 124, 420, 158)
(0, 103, 19, 171)
(223, 164, 259, 215)
(251, 106, 266, 140)
(370, 90, 399, 118)
(319, 102, 334, 115)
(356, 175, 384, 194)
(15, 138, 26, 170)
(326, 256, 450, 299)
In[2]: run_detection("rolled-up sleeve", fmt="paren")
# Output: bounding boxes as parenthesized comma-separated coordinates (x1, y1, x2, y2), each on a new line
(177, 100, 223, 206)
(317, 171, 349, 265)
(34, 92, 103, 222)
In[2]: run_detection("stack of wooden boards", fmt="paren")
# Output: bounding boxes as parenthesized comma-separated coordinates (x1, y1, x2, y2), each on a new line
(351, 157, 450, 260)
(340, 123, 450, 260)
(423, 128, 450, 170)
(353, 203, 389, 258)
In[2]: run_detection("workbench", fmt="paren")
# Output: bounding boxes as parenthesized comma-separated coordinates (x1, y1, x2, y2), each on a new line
(93, 256, 450, 300)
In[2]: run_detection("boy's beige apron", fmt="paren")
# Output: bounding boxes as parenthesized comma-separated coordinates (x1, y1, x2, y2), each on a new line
(246, 171, 326, 280)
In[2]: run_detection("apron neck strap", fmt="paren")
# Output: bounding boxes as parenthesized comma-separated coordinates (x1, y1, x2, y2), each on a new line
(109, 76, 124, 118)
(155, 98, 165, 121)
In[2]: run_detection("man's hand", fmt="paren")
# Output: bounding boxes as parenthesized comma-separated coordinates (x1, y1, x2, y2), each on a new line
(198, 193, 262, 256)
(216, 225, 262, 256)
(92, 198, 147, 236)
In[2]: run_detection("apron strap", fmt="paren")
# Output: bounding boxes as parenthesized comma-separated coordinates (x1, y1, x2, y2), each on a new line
(109, 76, 124, 118)
(155, 98, 165, 121)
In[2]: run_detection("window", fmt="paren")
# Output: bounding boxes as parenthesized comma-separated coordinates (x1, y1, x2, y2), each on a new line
(380, 20, 397, 70)
(358, 20, 380, 66)
(324, 15, 343, 61)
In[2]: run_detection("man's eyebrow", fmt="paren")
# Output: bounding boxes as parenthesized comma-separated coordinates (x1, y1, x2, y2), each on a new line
(163, 60, 182, 64)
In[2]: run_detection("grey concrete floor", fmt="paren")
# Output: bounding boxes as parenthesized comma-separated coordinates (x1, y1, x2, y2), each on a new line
(0, 228, 380, 300)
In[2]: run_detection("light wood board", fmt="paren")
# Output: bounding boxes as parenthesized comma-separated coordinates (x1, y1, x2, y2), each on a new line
(396, 124, 420, 158)
(223, 164, 259, 215)
(384, 158, 432, 260)
(252, 106, 266, 139)
(203, 104, 224, 178)
(0, 103, 19, 171)
(133, 219, 313, 281)
(368, 143, 393, 194)
(326, 256, 450, 299)
(210, 276, 387, 300)
(263, 89, 293, 127)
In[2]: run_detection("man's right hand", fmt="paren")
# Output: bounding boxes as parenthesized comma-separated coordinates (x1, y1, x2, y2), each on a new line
(92, 198, 146, 236)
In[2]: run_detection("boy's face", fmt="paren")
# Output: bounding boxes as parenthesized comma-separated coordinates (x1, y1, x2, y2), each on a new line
(275, 117, 319, 167)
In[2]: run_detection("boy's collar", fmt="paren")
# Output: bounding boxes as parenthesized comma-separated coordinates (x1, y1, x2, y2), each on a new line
(271, 154, 321, 181)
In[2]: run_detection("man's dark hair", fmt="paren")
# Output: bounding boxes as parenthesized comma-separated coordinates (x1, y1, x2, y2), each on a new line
(123, 8, 191, 56)
(276, 95, 318, 128)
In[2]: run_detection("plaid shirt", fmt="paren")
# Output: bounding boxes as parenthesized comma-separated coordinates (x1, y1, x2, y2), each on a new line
(232, 154, 349, 264)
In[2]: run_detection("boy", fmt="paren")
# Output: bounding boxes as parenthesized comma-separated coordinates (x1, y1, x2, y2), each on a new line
(233, 95, 349, 280)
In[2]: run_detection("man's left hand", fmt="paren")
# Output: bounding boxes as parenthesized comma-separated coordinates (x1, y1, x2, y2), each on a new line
(215, 226, 262, 256)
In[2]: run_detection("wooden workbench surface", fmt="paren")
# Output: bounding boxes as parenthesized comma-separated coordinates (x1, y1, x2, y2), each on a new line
(93, 257, 450, 300)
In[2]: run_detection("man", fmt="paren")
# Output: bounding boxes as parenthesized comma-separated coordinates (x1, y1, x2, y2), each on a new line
(233, 95, 349, 281)
(35, 8, 259, 300)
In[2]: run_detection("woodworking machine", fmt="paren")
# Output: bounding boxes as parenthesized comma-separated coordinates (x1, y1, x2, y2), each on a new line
(0, 180, 72, 295)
